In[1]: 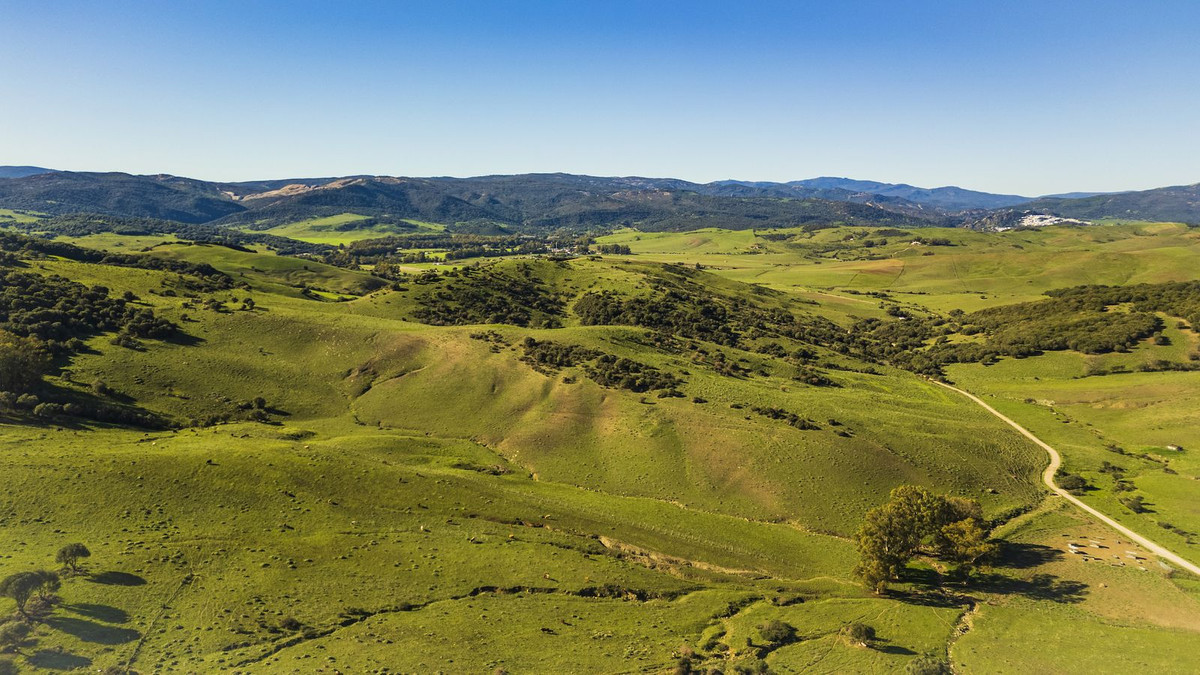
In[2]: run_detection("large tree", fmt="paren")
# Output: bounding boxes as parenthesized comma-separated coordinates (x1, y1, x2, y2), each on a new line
(853, 485, 997, 592)
(0, 570, 59, 619)
(56, 542, 91, 575)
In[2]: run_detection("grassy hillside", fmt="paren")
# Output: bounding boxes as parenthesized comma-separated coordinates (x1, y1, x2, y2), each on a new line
(1, 226, 1199, 672)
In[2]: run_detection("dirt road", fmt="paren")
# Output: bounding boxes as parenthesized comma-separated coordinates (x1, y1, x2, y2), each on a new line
(934, 380, 1200, 577)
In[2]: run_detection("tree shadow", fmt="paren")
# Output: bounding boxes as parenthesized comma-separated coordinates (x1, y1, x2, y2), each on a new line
(971, 573, 1087, 604)
(874, 643, 917, 655)
(26, 649, 92, 671)
(43, 616, 140, 644)
(165, 331, 205, 347)
(994, 542, 1063, 569)
(888, 588, 969, 608)
(87, 571, 146, 586)
(64, 602, 130, 623)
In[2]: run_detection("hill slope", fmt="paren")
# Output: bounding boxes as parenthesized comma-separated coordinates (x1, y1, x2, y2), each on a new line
(1028, 182, 1200, 223)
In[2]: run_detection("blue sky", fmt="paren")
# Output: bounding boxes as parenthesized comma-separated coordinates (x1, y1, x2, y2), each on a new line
(1, 0, 1197, 195)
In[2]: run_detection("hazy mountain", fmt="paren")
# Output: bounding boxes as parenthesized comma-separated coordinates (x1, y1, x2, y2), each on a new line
(0, 170, 942, 231)
(0, 171, 246, 222)
(1027, 183, 1200, 224)
(787, 177, 1033, 211)
(0, 165, 55, 178)
(3, 168, 1195, 230)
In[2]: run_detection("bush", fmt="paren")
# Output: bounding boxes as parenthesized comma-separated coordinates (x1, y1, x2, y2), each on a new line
(1056, 472, 1090, 493)
(757, 619, 795, 645)
(844, 622, 875, 645)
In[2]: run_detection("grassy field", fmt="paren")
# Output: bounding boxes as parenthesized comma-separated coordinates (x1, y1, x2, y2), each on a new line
(2, 224, 1200, 671)
(244, 213, 441, 244)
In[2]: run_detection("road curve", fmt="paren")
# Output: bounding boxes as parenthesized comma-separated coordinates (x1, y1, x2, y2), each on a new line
(932, 379, 1200, 577)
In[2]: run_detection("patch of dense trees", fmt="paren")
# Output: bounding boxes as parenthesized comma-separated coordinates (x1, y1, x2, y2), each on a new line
(818, 281, 1200, 377)
(750, 405, 820, 430)
(409, 266, 565, 328)
(518, 337, 683, 394)
(519, 337, 601, 372)
(582, 354, 683, 394)
(855, 485, 997, 592)
(1044, 281, 1200, 330)
(0, 270, 177, 355)
(575, 290, 742, 346)
(595, 244, 632, 255)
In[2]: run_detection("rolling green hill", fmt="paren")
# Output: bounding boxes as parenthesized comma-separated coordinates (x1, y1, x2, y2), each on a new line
(1, 223, 1199, 672)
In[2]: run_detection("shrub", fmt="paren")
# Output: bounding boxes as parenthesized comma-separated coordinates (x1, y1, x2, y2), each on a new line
(844, 622, 875, 646)
(56, 543, 91, 574)
(757, 619, 795, 645)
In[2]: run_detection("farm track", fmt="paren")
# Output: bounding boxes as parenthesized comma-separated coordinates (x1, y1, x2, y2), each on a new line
(933, 380, 1200, 577)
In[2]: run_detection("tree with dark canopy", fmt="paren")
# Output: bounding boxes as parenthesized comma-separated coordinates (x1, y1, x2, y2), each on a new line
(56, 542, 92, 575)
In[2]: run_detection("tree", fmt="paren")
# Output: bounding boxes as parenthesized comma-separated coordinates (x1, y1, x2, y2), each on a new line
(757, 619, 795, 646)
(938, 517, 997, 576)
(854, 485, 993, 591)
(0, 570, 58, 618)
(0, 331, 48, 393)
(844, 622, 876, 646)
(56, 542, 92, 574)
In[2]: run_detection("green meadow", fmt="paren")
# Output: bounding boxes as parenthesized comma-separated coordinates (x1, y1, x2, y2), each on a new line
(1, 222, 1199, 672)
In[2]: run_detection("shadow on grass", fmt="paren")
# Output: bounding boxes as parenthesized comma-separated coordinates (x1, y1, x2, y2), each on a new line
(895, 557, 1086, 605)
(165, 331, 205, 347)
(26, 649, 92, 671)
(970, 573, 1087, 604)
(65, 602, 130, 623)
(994, 542, 1063, 569)
(875, 643, 917, 655)
(88, 571, 146, 586)
(43, 616, 140, 644)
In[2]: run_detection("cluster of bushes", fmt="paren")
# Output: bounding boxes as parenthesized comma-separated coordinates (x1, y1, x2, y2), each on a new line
(0, 388, 169, 428)
(1045, 281, 1200, 329)
(519, 337, 601, 372)
(1055, 470, 1091, 494)
(574, 290, 740, 346)
(749, 405, 820, 430)
(792, 365, 839, 387)
(595, 243, 632, 255)
(325, 233, 553, 268)
(410, 267, 565, 327)
(582, 354, 682, 394)
(0, 270, 177, 354)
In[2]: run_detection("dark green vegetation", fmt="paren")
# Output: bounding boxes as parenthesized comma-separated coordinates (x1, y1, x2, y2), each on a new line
(1025, 182, 1200, 224)
(0, 217, 1198, 672)
(854, 486, 996, 592)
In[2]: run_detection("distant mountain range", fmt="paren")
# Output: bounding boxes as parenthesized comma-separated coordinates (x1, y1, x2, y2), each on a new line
(0, 167, 1195, 230)
(0, 165, 54, 179)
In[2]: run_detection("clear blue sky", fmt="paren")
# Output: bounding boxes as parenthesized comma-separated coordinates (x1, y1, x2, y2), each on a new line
(1, 0, 1197, 195)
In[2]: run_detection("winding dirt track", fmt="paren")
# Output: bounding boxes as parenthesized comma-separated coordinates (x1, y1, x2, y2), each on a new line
(933, 380, 1200, 577)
